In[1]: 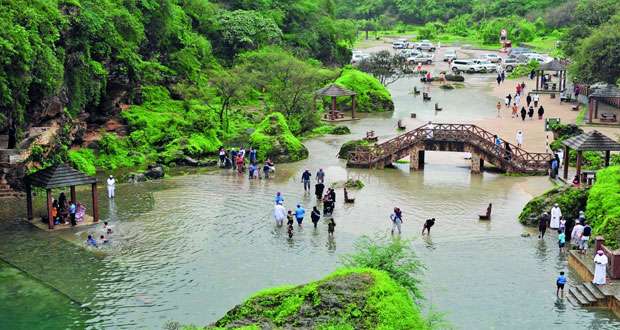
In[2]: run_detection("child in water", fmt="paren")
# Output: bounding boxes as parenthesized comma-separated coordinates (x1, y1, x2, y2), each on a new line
(287, 223, 294, 239)
(327, 218, 336, 236)
(287, 210, 294, 226)
(556, 271, 567, 298)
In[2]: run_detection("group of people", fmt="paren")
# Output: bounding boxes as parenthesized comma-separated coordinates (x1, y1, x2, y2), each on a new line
(498, 83, 545, 121)
(49, 192, 85, 226)
(538, 204, 593, 254)
(86, 221, 114, 247)
(273, 191, 335, 239)
(218, 146, 275, 179)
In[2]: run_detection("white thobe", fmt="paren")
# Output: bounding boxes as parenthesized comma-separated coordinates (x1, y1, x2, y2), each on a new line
(274, 205, 286, 226)
(106, 178, 115, 198)
(571, 224, 583, 246)
(516, 132, 523, 146)
(550, 206, 561, 229)
(593, 254, 608, 285)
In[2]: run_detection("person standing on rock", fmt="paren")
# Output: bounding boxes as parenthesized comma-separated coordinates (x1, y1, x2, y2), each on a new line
(301, 170, 312, 192)
(390, 207, 403, 235)
(550, 203, 562, 229)
(593, 250, 608, 286)
(106, 175, 116, 199)
(538, 212, 549, 239)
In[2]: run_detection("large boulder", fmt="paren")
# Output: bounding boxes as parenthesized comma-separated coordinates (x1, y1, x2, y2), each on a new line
(250, 113, 308, 163)
(208, 268, 427, 329)
(144, 164, 165, 180)
(334, 67, 394, 112)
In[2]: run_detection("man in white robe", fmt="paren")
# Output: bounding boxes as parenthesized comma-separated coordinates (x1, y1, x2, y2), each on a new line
(273, 203, 286, 227)
(106, 175, 116, 199)
(593, 250, 608, 285)
(550, 203, 561, 229)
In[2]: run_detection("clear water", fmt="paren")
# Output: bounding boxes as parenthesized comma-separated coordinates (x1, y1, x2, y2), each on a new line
(1, 79, 618, 329)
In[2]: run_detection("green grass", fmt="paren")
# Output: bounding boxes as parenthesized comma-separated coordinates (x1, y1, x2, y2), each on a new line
(586, 166, 620, 248)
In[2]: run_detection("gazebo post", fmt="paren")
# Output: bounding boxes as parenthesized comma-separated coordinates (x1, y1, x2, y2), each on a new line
(563, 145, 569, 180)
(46, 189, 53, 230)
(588, 98, 594, 123)
(594, 99, 599, 119)
(70, 185, 76, 204)
(331, 96, 337, 114)
(351, 94, 356, 119)
(26, 182, 33, 221)
(576, 150, 583, 183)
(91, 182, 99, 223)
(604, 150, 611, 167)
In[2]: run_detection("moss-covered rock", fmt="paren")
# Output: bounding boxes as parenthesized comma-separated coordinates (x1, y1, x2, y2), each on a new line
(331, 125, 351, 135)
(518, 186, 588, 226)
(338, 139, 371, 159)
(334, 67, 394, 112)
(445, 74, 465, 82)
(209, 268, 428, 330)
(250, 112, 308, 162)
(586, 166, 620, 248)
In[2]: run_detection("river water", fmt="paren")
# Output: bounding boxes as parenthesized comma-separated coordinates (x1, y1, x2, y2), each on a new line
(1, 75, 619, 329)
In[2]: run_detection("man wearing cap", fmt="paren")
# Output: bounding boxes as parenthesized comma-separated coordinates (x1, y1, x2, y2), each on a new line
(593, 250, 608, 285)
(550, 203, 562, 229)
(106, 175, 116, 199)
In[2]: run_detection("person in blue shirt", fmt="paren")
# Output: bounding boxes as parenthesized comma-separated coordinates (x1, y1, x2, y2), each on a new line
(558, 229, 566, 253)
(86, 235, 97, 247)
(69, 202, 77, 226)
(275, 192, 284, 205)
(556, 271, 567, 298)
(295, 204, 305, 227)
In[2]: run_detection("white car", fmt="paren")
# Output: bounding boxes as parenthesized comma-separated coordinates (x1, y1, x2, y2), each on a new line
(351, 52, 370, 64)
(407, 53, 434, 65)
(522, 53, 552, 63)
(417, 42, 436, 52)
(471, 59, 498, 72)
(392, 41, 406, 49)
(443, 50, 457, 61)
(400, 49, 421, 57)
(481, 54, 502, 63)
(451, 60, 483, 73)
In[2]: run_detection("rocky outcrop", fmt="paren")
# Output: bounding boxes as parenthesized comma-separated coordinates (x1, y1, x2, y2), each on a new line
(250, 113, 308, 163)
(144, 164, 165, 180)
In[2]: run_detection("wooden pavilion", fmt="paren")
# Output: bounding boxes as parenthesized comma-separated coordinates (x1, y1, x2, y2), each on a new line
(25, 164, 99, 230)
(533, 60, 567, 94)
(561, 130, 620, 184)
(588, 84, 620, 124)
(314, 84, 357, 121)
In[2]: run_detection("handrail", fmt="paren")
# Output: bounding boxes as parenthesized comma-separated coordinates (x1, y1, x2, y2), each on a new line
(348, 123, 552, 172)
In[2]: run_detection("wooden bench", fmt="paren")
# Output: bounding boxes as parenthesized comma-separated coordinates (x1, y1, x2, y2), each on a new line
(479, 203, 492, 220)
(600, 113, 617, 123)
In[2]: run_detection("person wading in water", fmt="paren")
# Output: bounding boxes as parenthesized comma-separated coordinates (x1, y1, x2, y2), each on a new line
(311, 207, 321, 229)
(422, 218, 435, 235)
(301, 169, 312, 192)
(390, 207, 403, 235)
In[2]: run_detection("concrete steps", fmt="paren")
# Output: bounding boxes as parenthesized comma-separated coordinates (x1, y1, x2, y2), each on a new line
(568, 282, 606, 307)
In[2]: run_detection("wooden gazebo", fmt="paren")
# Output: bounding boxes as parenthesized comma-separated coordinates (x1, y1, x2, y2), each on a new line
(25, 164, 99, 229)
(562, 130, 620, 183)
(314, 84, 357, 120)
(588, 84, 620, 124)
(534, 60, 567, 94)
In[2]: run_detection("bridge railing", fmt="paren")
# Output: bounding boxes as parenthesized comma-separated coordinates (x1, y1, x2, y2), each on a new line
(348, 123, 551, 171)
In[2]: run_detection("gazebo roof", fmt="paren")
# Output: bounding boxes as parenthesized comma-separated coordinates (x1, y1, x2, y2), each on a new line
(539, 60, 566, 71)
(590, 84, 620, 98)
(315, 84, 356, 97)
(25, 164, 97, 189)
(562, 130, 620, 151)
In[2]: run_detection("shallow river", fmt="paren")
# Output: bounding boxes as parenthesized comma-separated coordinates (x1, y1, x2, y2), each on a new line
(1, 75, 619, 329)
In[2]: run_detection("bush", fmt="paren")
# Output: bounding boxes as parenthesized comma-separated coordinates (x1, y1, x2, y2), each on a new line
(249, 112, 308, 162)
(68, 149, 97, 176)
(338, 139, 371, 159)
(586, 166, 620, 248)
(331, 125, 351, 135)
(508, 60, 540, 79)
(518, 186, 588, 225)
(445, 74, 465, 82)
(334, 67, 394, 112)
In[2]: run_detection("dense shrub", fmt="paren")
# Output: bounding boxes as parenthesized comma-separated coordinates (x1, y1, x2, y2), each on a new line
(586, 166, 620, 248)
(249, 112, 308, 162)
(334, 67, 394, 112)
(518, 186, 588, 225)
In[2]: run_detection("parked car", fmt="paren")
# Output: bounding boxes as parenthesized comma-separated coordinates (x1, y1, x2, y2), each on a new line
(407, 53, 434, 65)
(508, 47, 532, 56)
(416, 42, 436, 52)
(501, 58, 527, 71)
(451, 60, 482, 73)
(481, 53, 502, 63)
(351, 52, 370, 64)
(400, 49, 421, 57)
(443, 50, 457, 61)
(392, 41, 406, 49)
(522, 53, 552, 63)
(471, 59, 499, 72)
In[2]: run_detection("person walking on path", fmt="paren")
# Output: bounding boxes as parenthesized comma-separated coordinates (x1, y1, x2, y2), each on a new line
(550, 203, 562, 229)
(494, 135, 502, 154)
(526, 94, 532, 107)
(390, 207, 403, 235)
(421, 218, 435, 235)
(533, 93, 540, 107)
(316, 168, 325, 184)
(520, 81, 526, 93)
(507, 93, 512, 106)
(558, 229, 566, 253)
(295, 204, 305, 227)
(496, 101, 502, 118)
(593, 250, 609, 285)
(520, 106, 527, 121)
(504, 95, 510, 109)
(556, 271, 567, 298)
(516, 83, 521, 96)
(327, 218, 336, 236)
(106, 175, 116, 199)
(571, 221, 584, 249)
(501, 70, 505, 82)
(515, 93, 521, 105)
(516, 130, 524, 148)
(301, 170, 312, 192)
(274, 203, 286, 226)
(311, 206, 321, 228)
(537, 105, 545, 119)
(511, 103, 518, 118)
(580, 223, 592, 254)
(496, 73, 501, 85)
(527, 105, 534, 120)
(539, 212, 549, 238)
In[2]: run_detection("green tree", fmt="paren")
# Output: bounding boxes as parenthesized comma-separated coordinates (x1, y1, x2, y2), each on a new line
(570, 17, 620, 84)
(357, 50, 409, 86)
(208, 68, 249, 131)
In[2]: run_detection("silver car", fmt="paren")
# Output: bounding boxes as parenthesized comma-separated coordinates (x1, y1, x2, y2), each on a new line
(443, 50, 457, 61)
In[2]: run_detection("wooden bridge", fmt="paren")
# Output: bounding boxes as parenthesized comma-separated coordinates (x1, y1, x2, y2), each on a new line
(347, 123, 552, 174)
